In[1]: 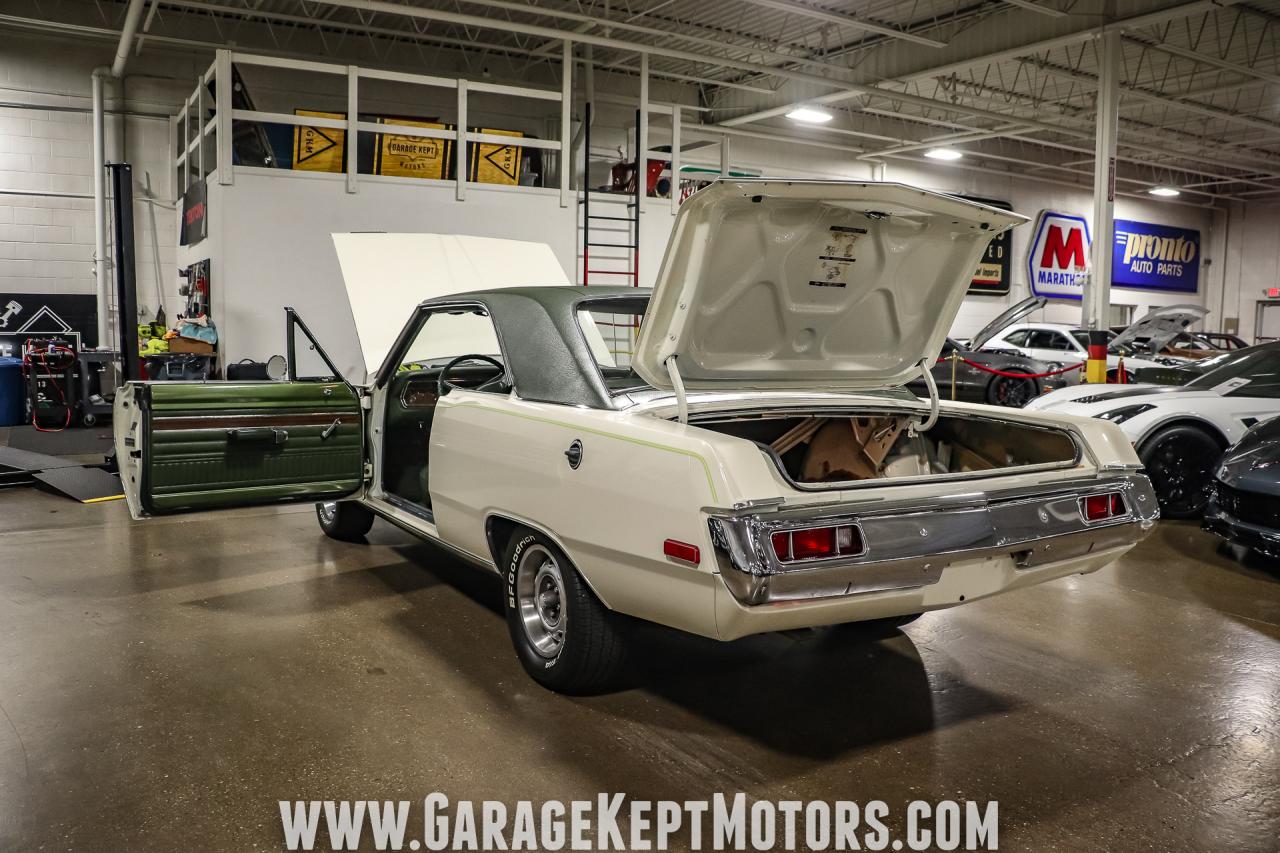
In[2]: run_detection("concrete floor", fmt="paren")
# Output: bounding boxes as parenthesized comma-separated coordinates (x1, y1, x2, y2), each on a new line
(0, 490, 1276, 852)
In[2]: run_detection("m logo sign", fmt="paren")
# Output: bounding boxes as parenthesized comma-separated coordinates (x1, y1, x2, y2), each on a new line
(1028, 211, 1091, 300)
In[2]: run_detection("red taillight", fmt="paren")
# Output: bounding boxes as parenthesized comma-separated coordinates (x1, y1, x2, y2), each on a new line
(663, 539, 700, 565)
(771, 524, 863, 563)
(1080, 491, 1127, 522)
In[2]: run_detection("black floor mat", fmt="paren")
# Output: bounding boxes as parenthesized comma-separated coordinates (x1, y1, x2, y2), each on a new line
(3, 425, 113, 457)
(32, 466, 124, 503)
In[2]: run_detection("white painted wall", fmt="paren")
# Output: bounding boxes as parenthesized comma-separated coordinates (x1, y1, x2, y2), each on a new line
(200, 168, 577, 380)
(1217, 201, 1280, 340)
(0, 33, 197, 341)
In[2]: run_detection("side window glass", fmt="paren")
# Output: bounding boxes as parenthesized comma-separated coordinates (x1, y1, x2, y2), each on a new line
(1003, 330, 1029, 347)
(401, 309, 502, 367)
(397, 307, 508, 396)
(1048, 333, 1074, 351)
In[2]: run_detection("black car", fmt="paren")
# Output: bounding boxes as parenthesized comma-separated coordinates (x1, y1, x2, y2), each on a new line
(909, 337, 1057, 407)
(910, 295, 1072, 408)
(1204, 417, 1280, 558)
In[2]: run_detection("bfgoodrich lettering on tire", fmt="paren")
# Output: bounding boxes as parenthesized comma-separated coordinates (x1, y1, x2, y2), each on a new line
(502, 527, 629, 694)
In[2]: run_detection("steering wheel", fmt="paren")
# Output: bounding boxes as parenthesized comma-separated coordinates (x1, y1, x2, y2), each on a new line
(437, 354, 508, 397)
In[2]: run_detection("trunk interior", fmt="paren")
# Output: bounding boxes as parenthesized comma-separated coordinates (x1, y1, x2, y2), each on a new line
(692, 411, 1080, 488)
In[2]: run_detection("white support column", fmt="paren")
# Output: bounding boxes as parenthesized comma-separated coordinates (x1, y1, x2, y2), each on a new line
(91, 68, 110, 349)
(346, 66, 358, 194)
(1085, 29, 1120, 334)
(456, 79, 468, 202)
(560, 39, 572, 208)
(719, 135, 730, 177)
(196, 75, 205, 180)
(215, 50, 233, 186)
(638, 52, 648, 217)
(670, 105, 681, 214)
(183, 95, 191, 189)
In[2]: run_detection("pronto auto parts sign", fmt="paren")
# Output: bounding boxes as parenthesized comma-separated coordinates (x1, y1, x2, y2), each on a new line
(1028, 210, 1090, 300)
(1112, 219, 1199, 293)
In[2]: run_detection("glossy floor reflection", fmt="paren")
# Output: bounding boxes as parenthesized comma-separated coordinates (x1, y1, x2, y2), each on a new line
(0, 490, 1276, 851)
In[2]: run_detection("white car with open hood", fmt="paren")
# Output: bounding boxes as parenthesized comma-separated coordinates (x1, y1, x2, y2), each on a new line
(114, 180, 1159, 693)
(980, 304, 1210, 381)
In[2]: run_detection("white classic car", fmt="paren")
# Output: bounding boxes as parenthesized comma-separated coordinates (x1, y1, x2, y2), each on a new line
(1026, 341, 1280, 519)
(115, 181, 1159, 693)
(980, 304, 1209, 381)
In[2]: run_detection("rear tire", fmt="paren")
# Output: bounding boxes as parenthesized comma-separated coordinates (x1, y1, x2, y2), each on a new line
(502, 527, 629, 694)
(1138, 424, 1221, 519)
(986, 375, 1036, 407)
(316, 500, 374, 541)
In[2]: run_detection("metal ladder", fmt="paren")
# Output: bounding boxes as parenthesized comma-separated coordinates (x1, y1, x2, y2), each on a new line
(579, 105, 641, 287)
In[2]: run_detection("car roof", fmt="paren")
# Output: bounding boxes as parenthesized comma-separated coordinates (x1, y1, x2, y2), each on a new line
(410, 286, 653, 409)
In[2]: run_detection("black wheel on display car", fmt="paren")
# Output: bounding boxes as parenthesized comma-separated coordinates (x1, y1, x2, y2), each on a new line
(986, 375, 1036, 408)
(316, 500, 374, 541)
(502, 526, 630, 694)
(1138, 424, 1221, 519)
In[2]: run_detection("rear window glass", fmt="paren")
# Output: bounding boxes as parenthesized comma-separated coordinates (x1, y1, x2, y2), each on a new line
(576, 301, 649, 393)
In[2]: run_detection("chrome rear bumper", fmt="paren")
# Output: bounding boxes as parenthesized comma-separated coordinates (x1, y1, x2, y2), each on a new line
(707, 473, 1159, 605)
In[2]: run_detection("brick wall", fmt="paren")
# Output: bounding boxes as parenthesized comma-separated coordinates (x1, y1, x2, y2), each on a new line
(0, 33, 198, 331)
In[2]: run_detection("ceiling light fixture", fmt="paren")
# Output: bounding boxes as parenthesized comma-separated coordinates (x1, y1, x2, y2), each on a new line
(924, 148, 964, 161)
(1148, 186, 1181, 197)
(785, 107, 833, 124)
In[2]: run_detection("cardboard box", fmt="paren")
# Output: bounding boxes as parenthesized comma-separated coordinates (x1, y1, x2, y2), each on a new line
(168, 336, 215, 355)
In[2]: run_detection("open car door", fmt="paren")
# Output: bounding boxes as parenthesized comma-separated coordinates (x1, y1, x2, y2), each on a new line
(113, 310, 364, 519)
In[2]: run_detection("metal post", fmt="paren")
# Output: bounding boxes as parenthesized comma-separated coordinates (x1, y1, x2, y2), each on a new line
(346, 66, 358, 194)
(560, 39, 572, 208)
(215, 50, 233, 186)
(670, 104, 680, 214)
(1084, 28, 1120, 383)
(196, 75, 205, 180)
(91, 69, 110, 349)
(582, 102, 591, 286)
(633, 111, 641, 288)
(719, 135, 730, 177)
(637, 51, 648, 220)
(108, 164, 141, 382)
(456, 79, 468, 201)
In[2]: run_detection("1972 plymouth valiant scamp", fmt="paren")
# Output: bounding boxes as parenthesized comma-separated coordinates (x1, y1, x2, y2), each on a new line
(115, 181, 1159, 692)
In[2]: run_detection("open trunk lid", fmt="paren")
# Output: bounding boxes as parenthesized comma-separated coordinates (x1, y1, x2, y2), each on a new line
(631, 180, 1026, 393)
(1110, 303, 1209, 354)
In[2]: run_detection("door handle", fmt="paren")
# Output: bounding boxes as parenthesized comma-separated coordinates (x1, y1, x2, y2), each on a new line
(227, 427, 288, 445)
(320, 418, 341, 440)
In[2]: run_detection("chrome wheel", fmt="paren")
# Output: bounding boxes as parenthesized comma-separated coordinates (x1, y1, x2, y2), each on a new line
(318, 502, 338, 525)
(516, 545, 567, 658)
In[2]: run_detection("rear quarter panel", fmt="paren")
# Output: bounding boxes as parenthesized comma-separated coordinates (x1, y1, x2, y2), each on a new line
(426, 392, 765, 637)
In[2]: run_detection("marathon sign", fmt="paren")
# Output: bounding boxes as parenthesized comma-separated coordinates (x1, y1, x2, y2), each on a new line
(1112, 219, 1199, 293)
(1027, 211, 1091, 300)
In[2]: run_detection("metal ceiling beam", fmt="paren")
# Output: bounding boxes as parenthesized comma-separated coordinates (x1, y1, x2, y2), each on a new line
(1122, 34, 1280, 87)
(731, 0, 948, 48)
(717, 0, 1243, 127)
(1000, 0, 1067, 18)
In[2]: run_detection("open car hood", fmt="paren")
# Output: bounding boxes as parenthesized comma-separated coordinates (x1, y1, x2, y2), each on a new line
(1110, 304, 1209, 354)
(332, 233, 569, 379)
(631, 181, 1025, 392)
(968, 295, 1047, 351)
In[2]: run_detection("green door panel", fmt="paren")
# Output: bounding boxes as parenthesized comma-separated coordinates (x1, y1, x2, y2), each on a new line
(140, 381, 363, 515)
